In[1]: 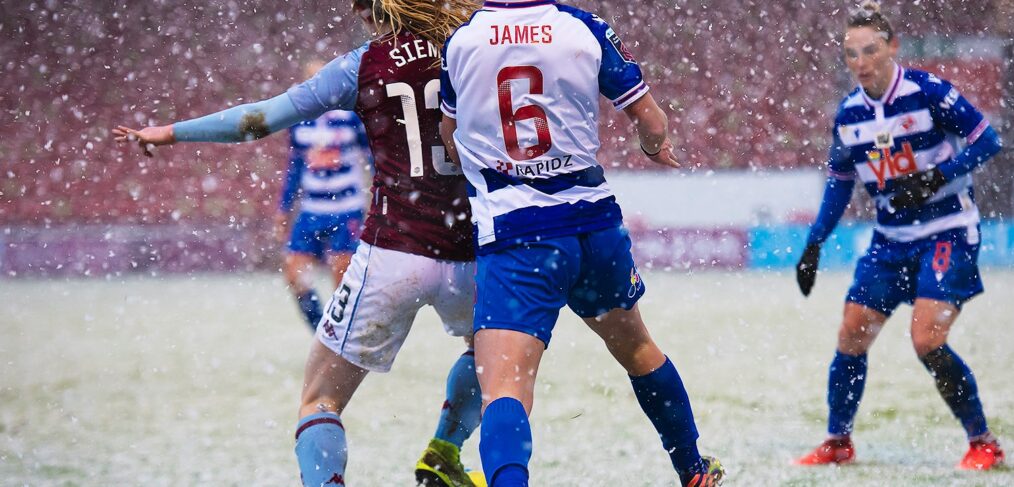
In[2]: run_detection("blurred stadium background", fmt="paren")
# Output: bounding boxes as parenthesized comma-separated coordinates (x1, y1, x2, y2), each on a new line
(2, 0, 1012, 276)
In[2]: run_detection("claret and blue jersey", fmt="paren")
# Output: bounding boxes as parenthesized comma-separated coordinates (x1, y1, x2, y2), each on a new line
(441, 0, 647, 253)
(827, 64, 992, 242)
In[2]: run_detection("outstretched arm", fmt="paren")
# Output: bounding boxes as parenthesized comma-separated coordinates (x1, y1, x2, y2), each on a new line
(114, 43, 366, 156)
(113, 93, 306, 154)
(622, 94, 679, 168)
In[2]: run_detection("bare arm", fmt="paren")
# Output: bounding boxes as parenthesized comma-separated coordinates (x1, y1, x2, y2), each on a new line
(440, 115, 461, 166)
(622, 94, 679, 168)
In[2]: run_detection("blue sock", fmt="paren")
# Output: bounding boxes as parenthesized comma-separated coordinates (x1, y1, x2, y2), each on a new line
(827, 351, 868, 437)
(434, 350, 482, 447)
(629, 356, 704, 476)
(480, 397, 531, 487)
(295, 412, 347, 487)
(296, 290, 323, 331)
(920, 344, 989, 438)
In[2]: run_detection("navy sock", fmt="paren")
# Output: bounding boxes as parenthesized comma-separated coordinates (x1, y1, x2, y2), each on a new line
(294, 412, 347, 487)
(434, 350, 482, 447)
(630, 356, 703, 476)
(920, 344, 989, 438)
(827, 351, 867, 437)
(296, 290, 323, 331)
(480, 397, 531, 487)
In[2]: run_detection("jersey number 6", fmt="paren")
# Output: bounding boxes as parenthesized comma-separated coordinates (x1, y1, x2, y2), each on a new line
(386, 79, 462, 178)
(497, 66, 553, 161)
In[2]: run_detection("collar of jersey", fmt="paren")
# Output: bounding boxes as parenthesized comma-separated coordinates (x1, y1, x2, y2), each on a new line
(483, 0, 556, 8)
(860, 63, 903, 108)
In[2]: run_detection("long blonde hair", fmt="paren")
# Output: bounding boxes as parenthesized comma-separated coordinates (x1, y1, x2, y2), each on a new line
(366, 0, 479, 51)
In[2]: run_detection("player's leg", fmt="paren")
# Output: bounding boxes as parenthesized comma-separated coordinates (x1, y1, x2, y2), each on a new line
(471, 239, 574, 487)
(474, 328, 544, 487)
(797, 236, 906, 466)
(295, 339, 369, 487)
(569, 228, 720, 486)
(326, 212, 361, 288)
(911, 228, 1002, 469)
(286, 213, 327, 331)
(295, 242, 430, 486)
(417, 260, 483, 487)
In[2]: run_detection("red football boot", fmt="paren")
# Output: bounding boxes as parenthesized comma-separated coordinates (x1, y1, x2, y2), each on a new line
(958, 439, 1005, 470)
(794, 437, 855, 466)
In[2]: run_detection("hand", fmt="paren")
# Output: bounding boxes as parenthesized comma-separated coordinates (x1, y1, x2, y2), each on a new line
(112, 125, 175, 157)
(889, 168, 947, 209)
(273, 212, 291, 244)
(642, 138, 681, 169)
(795, 243, 822, 297)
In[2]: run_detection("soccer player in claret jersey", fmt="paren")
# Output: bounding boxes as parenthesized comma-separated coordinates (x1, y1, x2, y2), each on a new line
(440, 1, 724, 486)
(793, 1, 1004, 470)
(114, 1, 487, 486)
(275, 61, 372, 332)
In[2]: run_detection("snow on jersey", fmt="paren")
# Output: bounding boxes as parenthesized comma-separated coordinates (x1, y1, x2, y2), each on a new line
(287, 32, 474, 261)
(280, 110, 370, 215)
(829, 65, 991, 242)
(441, 0, 647, 252)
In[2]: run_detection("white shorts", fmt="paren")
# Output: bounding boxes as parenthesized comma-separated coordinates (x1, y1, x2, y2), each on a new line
(315, 242, 476, 372)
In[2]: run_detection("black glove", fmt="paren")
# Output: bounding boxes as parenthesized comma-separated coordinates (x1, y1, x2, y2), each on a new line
(795, 243, 822, 297)
(889, 168, 947, 209)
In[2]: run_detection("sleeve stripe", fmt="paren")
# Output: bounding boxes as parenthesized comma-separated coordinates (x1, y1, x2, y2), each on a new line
(828, 168, 856, 181)
(612, 81, 648, 109)
(967, 119, 989, 144)
(440, 100, 457, 119)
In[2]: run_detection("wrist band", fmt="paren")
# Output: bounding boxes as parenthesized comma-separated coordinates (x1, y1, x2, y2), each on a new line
(640, 143, 662, 157)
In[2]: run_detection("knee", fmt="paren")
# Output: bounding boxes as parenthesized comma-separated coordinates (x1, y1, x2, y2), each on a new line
(911, 333, 945, 358)
(836, 322, 873, 354)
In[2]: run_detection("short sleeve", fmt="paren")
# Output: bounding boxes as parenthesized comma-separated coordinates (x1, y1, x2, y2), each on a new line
(596, 23, 647, 109)
(924, 74, 989, 143)
(287, 43, 367, 118)
(439, 42, 458, 118)
(556, 6, 648, 110)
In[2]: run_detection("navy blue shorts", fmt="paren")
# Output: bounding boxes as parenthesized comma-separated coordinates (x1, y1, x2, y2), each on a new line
(474, 226, 645, 346)
(846, 226, 983, 316)
(287, 211, 362, 259)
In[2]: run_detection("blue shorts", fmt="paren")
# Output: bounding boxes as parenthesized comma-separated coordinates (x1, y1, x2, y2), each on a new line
(846, 226, 983, 316)
(474, 226, 645, 346)
(287, 211, 362, 259)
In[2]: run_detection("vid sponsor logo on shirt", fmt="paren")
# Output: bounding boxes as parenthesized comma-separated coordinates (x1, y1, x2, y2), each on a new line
(867, 141, 918, 189)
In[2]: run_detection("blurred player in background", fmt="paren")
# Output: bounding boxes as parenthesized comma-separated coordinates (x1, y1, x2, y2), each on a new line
(440, 1, 723, 486)
(794, 1, 1004, 470)
(114, 1, 486, 485)
(276, 61, 372, 332)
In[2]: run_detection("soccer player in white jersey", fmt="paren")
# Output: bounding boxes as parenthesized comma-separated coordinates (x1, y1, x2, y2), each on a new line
(440, 1, 724, 485)
(793, 2, 1004, 469)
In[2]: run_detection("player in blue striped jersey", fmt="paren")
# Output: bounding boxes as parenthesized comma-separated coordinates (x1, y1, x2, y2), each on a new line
(794, 2, 1004, 470)
(274, 61, 372, 332)
(441, 1, 723, 485)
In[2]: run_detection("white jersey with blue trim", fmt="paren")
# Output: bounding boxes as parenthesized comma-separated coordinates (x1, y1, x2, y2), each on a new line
(282, 110, 371, 215)
(441, 0, 647, 252)
(828, 64, 991, 242)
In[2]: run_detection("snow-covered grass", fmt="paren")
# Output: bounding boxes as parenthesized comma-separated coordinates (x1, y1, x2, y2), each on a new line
(2, 270, 1012, 486)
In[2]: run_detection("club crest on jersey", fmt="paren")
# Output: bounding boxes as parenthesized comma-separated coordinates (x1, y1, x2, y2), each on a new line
(605, 28, 636, 63)
(867, 141, 917, 189)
